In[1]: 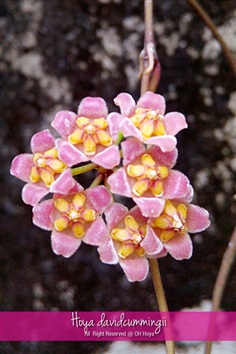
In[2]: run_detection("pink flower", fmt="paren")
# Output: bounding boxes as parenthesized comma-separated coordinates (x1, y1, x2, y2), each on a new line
(10, 129, 76, 206)
(98, 203, 164, 282)
(33, 185, 111, 258)
(149, 199, 211, 260)
(111, 91, 187, 152)
(107, 138, 193, 217)
(51, 97, 121, 169)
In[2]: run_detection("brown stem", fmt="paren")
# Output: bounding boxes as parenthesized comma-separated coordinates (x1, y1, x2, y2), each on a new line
(149, 258, 175, 354)
(186, 0, 236, 77)
(205, 227, 236, 354)
(140, 0, 161, 95)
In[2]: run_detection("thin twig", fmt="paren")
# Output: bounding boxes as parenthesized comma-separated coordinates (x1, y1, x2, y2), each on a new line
(205, 227, 236, 354)
(149, 259, 175, 354)
(140, 0, 161, 95)
(186, 0, 236, 77)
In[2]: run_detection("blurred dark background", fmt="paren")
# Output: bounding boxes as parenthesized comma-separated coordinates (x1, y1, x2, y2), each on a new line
(1, 0, 236, 353)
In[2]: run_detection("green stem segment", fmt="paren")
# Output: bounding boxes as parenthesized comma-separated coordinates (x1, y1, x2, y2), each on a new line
(72, 162, 98, 176)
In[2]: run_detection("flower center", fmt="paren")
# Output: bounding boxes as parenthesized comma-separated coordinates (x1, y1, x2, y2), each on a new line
(111, 215, 146, 258)
(151, 200, 188, 242)
(68, 116, 112, 156)
(30, 148, 67, 187)
(53, 193, 96, 238)
(127, 153, 169, 197)
(130, 108, 166, 139)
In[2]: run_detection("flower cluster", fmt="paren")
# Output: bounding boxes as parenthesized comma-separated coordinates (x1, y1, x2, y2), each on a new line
(10, 91, 210, 282)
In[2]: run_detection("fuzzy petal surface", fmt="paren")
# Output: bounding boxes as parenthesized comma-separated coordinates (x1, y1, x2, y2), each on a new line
(91, 145, 120, 169)
(145, 135, 177, 152)
(33, 199, 55, 230)
(164, 233, 193, 260)
(51, 230, 81, 258)
(119, 256, 149, 282)
(98, 239, 119, 264)
(50, 168, 77, 194)
(187, 204, 211, 233)
(105, 203, 128, 231)
(121, 138, 146, 166)
(22, 183, 49, 206)
(164, 112, 188, 136)
(83, 217, 109, 246)
(137, 91, 166, 115)
(107, 112, 123, 142)
(85, 185, 111, 214)
(30, 129, 55, 154)
(133, 197, 165, 218)
(114, 92, 136, 117)
(107, 168, 132, 197)
(56, 138, 89, 166)
(10, 153, 34, 182)
(141, 225, 163, 256)
(120, 118, 143, 140)
(51, 110, 77, 138)
(148, 145, 178, 169)
(163, 170, 190, 199)
(78, 97, 108, 118)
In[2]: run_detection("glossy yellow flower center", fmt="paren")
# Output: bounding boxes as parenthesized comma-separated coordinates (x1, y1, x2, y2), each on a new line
(130, 107, 166, 139)
(111, 215, 146, 258)
(127, 153, 169, 197)
(68, 116, 112, 156)
(151, 200, 188, 242)
(53, 193, 96, 238)
(29, 147, 67, 187)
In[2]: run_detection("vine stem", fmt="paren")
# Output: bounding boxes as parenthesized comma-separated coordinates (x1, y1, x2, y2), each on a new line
(140, 0, 161, 95)
(142, 1, 175, 353)
(205, 227, 236, 354)
(149, 259, 175, 354)
(186, 0, 236, 77)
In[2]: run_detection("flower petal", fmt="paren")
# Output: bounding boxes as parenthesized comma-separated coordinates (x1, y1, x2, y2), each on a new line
(85, 185, 111, 214)
(105, 202, 128, 230)
(83, 217, 109, 245)
(91, 145, 120, 169)
(33, 199, 55, 230)
(50, 168, 78, 194)
(141, 225, 163, 256)
(164, 112, 188, 136)
(51, 110, 77, 138)
(145, 135, 177, 152)
(78, 97, 108, 118)
(114, 92, 136, 116)
(98, 239, 119, 264)
(119, 256, 149, 282)
(107, 168, 132, 197)
(163, 170, 191, 199)
(137, 91, 166, 115)
(10, 153, 34, 182)
(121, 138, 146, 166)
(22, 183, 49, 206)
(30, 129, 55, 154)
(133, 197, 165, 218)
(107, 112, 123, 141)
(56, 139, 89, 166)
(51, 230, 81, 258)
(148, 145, 178, 169)
(187, 204, 211, 233)
(120, 118, 143, 140)
(164, 233, 193, 260)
